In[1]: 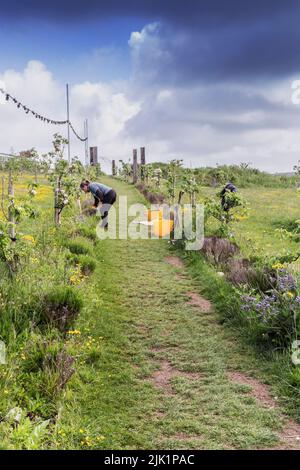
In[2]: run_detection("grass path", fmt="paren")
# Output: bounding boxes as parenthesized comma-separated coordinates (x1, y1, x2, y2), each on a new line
(56, 178, 299, 450)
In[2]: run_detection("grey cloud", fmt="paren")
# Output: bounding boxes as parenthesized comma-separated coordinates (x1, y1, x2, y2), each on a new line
(1, 1, 298, 27)
(2, 1, 300, 81)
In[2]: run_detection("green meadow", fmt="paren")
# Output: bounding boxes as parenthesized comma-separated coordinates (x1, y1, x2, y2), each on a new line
(197, 186, 300, 261)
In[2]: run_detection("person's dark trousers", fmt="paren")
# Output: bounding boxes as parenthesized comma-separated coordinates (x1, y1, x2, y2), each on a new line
(100, 190, 117, 229)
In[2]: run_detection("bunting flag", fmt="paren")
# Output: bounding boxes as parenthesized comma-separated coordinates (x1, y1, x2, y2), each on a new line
(68, 121, 87, 142)
(0, 87, 87, 141)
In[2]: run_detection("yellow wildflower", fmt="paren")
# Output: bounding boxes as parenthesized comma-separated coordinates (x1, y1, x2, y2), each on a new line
(80, 436, 93, 447)
(22, 235, 36, 244)
(233, 214, 248, 221)
(69, 266, 86, 285)
(272, 263, 285, 270)
(67, 329, 81, 335)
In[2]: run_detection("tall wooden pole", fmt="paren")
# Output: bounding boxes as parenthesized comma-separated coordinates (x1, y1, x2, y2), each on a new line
(133, 149, 138, 184)
(112, 159, 116, 176)
(140, 147, 145, 181)
(66, 84, 71, 164)
(140, 147, 146, 166)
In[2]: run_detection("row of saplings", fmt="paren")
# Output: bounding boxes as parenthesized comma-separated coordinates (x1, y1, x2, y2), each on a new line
(197, 229, 300, 349)
(42, 226, 98, 332)
(0, 219, 100, 437)
(17, 224, 99, 418)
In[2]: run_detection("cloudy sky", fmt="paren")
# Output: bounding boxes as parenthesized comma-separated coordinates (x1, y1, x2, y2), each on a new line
(1, 0, 300, 173)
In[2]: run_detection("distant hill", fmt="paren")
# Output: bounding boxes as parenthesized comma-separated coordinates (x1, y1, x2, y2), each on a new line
(146, 162, 299, 188)
(272, 172, 295, 176)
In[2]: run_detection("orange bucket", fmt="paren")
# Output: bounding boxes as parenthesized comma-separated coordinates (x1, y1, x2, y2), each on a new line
(147, 209, 163, 222)
(153, 219, 174, 238)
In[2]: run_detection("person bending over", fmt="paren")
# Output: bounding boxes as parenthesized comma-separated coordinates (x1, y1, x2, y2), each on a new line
(220, 182, 237, 211)
(80, 180, 117, 229)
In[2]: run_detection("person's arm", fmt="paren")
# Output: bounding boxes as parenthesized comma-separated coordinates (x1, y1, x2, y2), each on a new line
(93, 188, 104, 207)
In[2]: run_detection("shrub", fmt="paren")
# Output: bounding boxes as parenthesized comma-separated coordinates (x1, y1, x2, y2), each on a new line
(136, 183, 146, 193)
(246, 265, 277, 293)
(135, 183, 166, 204)
(240, 269, 300, 346)
(66, 237, 91, 255)
(42, 286, 83, 331)
(81, 199, 97, 217)
(20, 335, 75, 413)
(43, 349, 75, 395)
(75, 225, 97, 241)
(201, 236, 239, 264)
(226, 258, 255, 285)
(68, 254, 96, 275)
(146, 191, 165, 204)
(0, 284, 44, 341)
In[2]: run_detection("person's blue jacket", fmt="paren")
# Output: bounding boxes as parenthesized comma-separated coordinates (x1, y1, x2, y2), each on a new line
(89, 182, 112, 205)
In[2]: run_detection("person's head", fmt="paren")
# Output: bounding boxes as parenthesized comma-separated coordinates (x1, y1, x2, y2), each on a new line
(80, 180, 90, 193)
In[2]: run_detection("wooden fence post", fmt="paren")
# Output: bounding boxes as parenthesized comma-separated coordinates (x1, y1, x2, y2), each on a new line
(133, 149, 138, 184)
(90, 147, 98, 166)
(140, 147, 145, 181)
(112, 159, 116, 176)
(140, 147, 145, 165)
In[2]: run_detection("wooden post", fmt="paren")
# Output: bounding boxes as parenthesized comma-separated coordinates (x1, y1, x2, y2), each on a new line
(66, 84, 71, 164)
(112, 159, 116, 176)
(133, 149, 138, 184)
(90, 147, 98, 166)
(8, 170, 15, 240)
(140, 147, 145, 165)
(140, 147, 145, 181)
